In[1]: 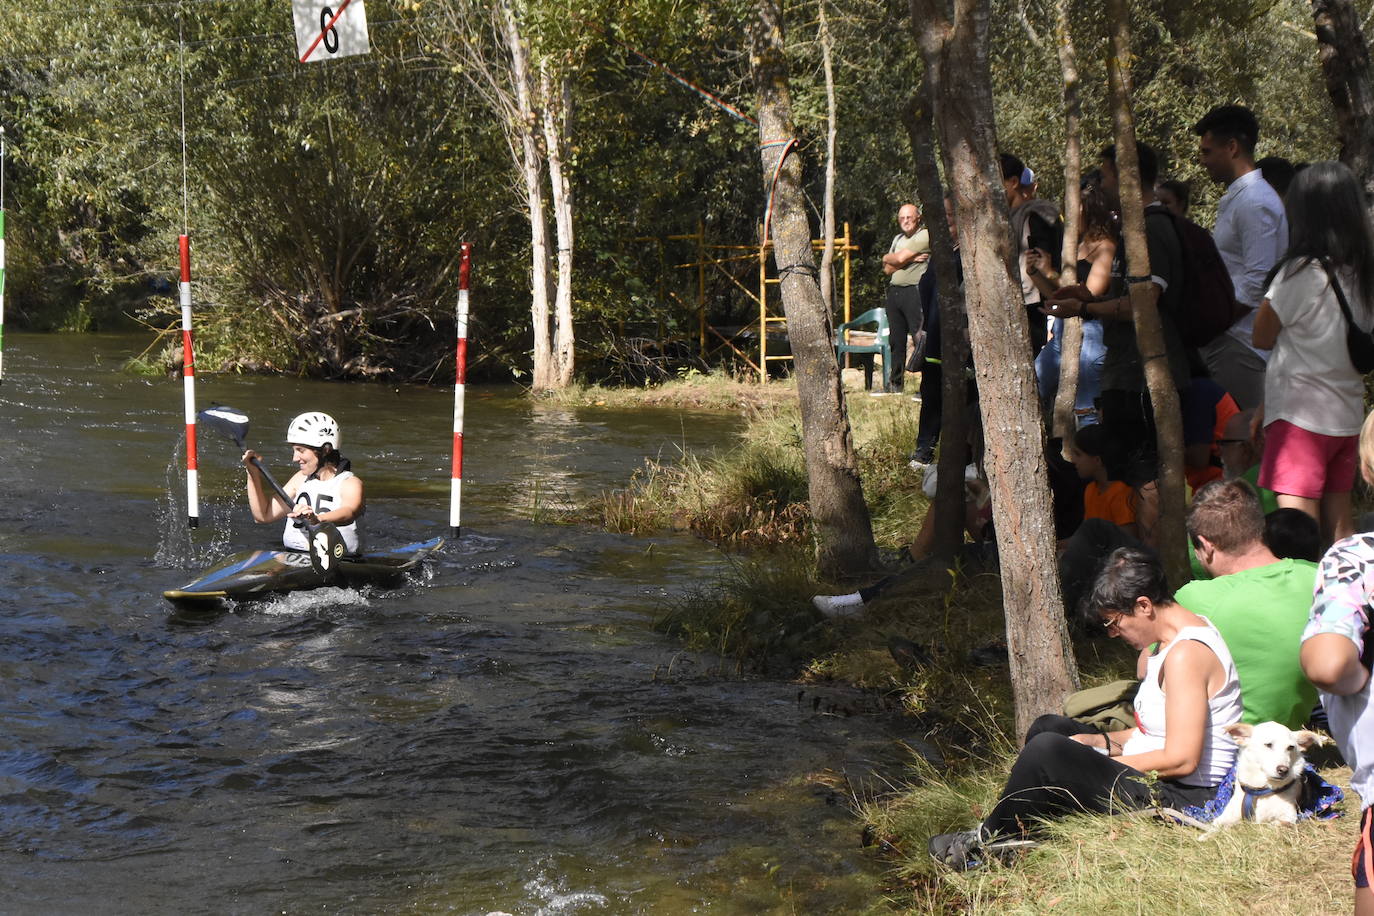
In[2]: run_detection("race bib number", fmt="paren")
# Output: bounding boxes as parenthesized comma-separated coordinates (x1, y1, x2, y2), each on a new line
(292, 0, 370, 63)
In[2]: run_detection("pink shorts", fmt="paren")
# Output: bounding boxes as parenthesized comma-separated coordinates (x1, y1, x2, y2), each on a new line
(1259, 419, 1357, 500)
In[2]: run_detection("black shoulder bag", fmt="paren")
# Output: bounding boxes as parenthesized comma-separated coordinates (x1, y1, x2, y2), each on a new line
(1320, 259, 1374, 374)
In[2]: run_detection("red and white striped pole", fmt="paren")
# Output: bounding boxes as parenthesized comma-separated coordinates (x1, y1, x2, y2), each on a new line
(179, 234, 199, 528)
(450, 243, 471, 539)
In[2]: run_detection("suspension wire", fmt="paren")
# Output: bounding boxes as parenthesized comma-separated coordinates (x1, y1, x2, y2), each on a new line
(179, 5, 189, 233)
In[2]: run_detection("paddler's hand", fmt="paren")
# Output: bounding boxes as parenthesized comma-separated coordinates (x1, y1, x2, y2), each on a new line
(289, 506, 320, 525)
(241, 449, 261, 470)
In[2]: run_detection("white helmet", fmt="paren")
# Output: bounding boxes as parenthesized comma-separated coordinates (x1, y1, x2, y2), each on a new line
(287, 412, 340, 449)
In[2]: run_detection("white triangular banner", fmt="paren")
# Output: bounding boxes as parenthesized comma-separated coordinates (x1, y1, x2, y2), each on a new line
(293, 0, 370, 63)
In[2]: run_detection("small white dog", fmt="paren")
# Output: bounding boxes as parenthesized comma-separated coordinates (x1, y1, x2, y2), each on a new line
(1210, 721, 1329, 827)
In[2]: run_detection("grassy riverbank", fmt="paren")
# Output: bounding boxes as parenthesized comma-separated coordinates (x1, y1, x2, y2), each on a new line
(578, 373, 1358, 915)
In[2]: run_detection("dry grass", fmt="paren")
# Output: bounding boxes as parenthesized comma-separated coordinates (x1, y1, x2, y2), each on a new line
(546, 370, 799, 412)
(862, 757, 1355, 915)
(583, 386, 927, 551)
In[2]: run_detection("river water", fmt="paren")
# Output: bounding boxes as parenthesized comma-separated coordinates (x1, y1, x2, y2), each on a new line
(0, 333, 911, 915)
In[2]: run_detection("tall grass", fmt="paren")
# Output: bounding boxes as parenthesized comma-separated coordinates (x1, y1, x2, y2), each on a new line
(590, 395, 929, 552)
(862, 760, 1355, 914)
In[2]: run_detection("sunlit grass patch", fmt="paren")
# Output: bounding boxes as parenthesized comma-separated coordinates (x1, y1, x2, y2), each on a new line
(863, 750, 1355, 915)
(587, 393, 928, 551)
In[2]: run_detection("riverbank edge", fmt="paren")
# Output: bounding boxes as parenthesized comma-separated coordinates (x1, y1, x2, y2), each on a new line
(571, 373, 1359, 914)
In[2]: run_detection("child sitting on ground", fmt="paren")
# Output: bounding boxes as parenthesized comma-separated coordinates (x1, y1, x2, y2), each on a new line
(1068, 424, 1139, 541)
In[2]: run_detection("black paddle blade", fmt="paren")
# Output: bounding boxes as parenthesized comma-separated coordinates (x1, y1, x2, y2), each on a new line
(198, 405, 251, 449)
(309, 523, 347, 583)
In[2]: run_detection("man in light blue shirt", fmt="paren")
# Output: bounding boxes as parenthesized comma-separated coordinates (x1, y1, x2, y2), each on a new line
(1193, 105, 1288, 411)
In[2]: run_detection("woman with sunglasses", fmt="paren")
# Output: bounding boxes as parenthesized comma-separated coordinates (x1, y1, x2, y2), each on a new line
(929, 547, 1241, 870)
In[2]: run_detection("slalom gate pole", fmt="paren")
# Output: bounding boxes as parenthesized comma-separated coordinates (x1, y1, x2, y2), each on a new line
(1, 126, 7, 385)
(176, 16, 198, 528)
(450, 243, 471, 539)
(180, 235, 199, 528)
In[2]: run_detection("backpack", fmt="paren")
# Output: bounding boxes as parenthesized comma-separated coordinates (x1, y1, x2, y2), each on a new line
(1154, 209, 1243, 349)
(1320, 258, 1374, 373)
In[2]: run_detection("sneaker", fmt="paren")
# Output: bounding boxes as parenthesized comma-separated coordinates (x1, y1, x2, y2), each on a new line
(928, 828, 988, 871)
(869, 389, 901, 398)
(928, 828, 1034, 871)
(811, 592, 865, 618)
(907, 447, 935, 471)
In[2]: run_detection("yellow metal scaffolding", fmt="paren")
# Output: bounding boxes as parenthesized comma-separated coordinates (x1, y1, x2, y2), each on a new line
(664, 222, 856, 380)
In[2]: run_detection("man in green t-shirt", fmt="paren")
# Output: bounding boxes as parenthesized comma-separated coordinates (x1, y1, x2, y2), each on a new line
(1174, 479, 1318, 729)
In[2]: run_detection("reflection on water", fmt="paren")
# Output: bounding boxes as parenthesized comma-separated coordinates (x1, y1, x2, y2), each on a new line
(0, 333, 911, 914)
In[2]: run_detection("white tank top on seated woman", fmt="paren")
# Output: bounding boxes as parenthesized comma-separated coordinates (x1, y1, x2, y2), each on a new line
(1122, 619, 1242, 787)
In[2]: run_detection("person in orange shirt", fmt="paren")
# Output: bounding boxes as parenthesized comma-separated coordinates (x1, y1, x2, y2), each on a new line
(1069, 424, 1139, 540)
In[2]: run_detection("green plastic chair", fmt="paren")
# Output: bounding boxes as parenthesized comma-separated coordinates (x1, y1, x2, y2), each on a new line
(834, 308, 892, 391)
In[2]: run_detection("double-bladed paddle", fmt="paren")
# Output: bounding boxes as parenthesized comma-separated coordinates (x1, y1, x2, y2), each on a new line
(198, 405, 347, 581)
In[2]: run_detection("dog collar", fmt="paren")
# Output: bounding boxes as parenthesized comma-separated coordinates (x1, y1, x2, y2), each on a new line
(1240, 777, 1298, 821)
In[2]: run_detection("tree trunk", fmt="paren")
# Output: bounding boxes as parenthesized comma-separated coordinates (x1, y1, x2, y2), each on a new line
(751, 0, 878, 577)
(1311, 0, 1374, 207)
(1106, 0, 1189, 586)
(910, 0, 1079, 737)
(500, 0, 555, 391)
(818, 0, 838, 314)
(901, 84, 969, 561)
(542, 62, 576, 387)
(1050, 0, 1083, 445)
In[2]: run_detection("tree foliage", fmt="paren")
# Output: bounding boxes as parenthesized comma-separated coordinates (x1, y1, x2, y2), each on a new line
(0, 0, 1351, 379)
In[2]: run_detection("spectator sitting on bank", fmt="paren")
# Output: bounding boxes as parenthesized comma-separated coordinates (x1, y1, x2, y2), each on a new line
(811, 463, 992, 618)
(929, 547, 1241, 872)
(1056, 424, 1168, 616)
(1174, 479, 1320, 729)
(1068, 424, 1139, 540)
(1217, 410, 1279, 513)
(1263, 507, 1322, 563)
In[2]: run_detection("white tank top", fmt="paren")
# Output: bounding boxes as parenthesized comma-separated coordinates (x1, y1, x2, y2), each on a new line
(282, 470, 361, 553)
(1122, 619, 1242, 787)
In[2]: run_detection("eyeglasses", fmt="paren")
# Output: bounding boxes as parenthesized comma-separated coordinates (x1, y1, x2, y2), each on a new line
(1102, 612, 1125, 635)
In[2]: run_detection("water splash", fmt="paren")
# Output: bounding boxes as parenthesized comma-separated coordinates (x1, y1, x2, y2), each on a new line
(154, 435, 235, 569)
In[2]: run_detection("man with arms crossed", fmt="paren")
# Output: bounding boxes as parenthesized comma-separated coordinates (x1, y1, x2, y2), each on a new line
(880, 203, 930, 395)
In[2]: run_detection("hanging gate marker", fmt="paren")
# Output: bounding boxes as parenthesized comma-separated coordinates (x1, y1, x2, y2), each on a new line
(180, 234, 199, 528)
(292, 0, 371, 64)
(450, 244, 471, 540)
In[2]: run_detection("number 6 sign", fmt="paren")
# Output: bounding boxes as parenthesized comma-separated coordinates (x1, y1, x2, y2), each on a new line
(292, 0, 370, 63)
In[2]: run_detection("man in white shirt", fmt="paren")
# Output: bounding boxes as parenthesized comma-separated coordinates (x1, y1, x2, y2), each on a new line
(1193, 104, 1288, 410)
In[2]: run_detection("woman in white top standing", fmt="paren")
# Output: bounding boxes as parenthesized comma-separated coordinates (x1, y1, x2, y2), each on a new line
(929, 547, 1241, 870)
(1253, 160, 1374, 547)
(242, 411, 365, 554)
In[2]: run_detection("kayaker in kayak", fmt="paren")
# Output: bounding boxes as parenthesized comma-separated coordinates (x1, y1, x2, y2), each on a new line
(242, 412, 365, 553)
